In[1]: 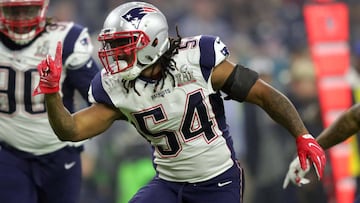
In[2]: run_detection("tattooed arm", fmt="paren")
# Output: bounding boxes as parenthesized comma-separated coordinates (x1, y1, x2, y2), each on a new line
(211, 59, 309, 137)
(317, 103, 360, 149)
(244, 79, 309, 138)
(211, 59, 325, 179)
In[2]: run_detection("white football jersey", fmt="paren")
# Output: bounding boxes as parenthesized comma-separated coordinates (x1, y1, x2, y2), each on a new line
(90, 35, 236, 183)
(0, 22, 98, 155)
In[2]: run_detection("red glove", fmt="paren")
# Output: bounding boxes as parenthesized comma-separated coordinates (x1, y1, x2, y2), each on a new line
(33, 41, 63, 96)
(296, 134, 326, 180)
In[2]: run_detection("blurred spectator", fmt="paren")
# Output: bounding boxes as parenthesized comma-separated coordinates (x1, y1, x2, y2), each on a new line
(176, 0, 232, 41)
(48, 0, 76, 21)
(242, 56, 297, 203)
(285, 53, 329, 203)
(286, 53, 323, 137)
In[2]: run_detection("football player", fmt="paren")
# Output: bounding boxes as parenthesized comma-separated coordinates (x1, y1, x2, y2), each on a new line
(34, 1, 325, 202)
(0, 0, 99, 202)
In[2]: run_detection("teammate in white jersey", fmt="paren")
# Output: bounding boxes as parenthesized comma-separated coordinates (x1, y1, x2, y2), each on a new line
(0, 0, 99, 202)
(35, 2, 326, 202)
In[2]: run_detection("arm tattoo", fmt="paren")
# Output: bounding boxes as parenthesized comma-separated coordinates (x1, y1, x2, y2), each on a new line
(261, 88, 308, 137)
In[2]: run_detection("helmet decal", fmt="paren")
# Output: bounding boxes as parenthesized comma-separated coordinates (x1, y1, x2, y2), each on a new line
(121, 7, 158, 29)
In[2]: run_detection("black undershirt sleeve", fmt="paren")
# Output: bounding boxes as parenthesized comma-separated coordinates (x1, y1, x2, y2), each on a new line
(221, 64, 259, 102)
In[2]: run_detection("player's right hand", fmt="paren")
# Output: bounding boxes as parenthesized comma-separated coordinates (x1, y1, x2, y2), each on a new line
(295, 134, 326, 179)
(283, 156, 310, 189)
(33, 41, 63, 96)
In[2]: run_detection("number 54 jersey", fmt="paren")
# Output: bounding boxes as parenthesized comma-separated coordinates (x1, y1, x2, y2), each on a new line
(90, 35, 237, 183)
(0, 22, 99, 155)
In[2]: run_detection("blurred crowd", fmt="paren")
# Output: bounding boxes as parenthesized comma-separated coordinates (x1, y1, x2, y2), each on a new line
(47, 0, 360, 202)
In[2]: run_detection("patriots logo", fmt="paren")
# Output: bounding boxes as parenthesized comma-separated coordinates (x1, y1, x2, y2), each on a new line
(80, 37, 89, 46)
(122, 7, 158, 29)
(220, 47, 230, 56)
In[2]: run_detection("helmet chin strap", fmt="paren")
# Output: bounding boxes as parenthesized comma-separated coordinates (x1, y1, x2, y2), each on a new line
(117, 60, 143, 81)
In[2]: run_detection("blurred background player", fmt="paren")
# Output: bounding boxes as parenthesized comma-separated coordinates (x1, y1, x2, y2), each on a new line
(0, 0, 99, 202)
(283, 102, 360, 202)
(35, 2, 325, 203)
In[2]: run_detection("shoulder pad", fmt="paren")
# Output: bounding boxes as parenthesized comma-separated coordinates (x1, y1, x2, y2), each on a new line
(62, 23, 94, 69)
(184, 35, 229, 69)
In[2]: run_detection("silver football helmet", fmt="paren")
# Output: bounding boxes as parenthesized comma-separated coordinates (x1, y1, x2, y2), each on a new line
(98, 1, 170, 80)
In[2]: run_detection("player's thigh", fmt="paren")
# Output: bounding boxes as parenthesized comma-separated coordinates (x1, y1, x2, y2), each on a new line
(0, 147, 37, 203)
(37, 147, 82, 203)
(183, 163, 244, 203)
(129, 177, 178, 203)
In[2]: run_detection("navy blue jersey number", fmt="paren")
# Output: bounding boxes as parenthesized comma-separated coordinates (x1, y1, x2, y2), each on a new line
(133, 89, 218, 157)
(0, 66, 46, 115)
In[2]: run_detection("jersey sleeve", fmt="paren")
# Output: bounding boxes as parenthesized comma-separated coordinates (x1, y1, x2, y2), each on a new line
(62, 23, 94, 69)
(61, 23, 100, 111)
(187, 35, 230, 82)
(88, 70, 115, 107)
(62, 59, 99, 109)
(198, 35, 230, 70)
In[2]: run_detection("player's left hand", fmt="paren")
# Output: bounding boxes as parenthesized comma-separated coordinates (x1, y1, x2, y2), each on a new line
(295, 134, 326, 180)
(283, 156, 310, 188)
(33, 41, 63, 96)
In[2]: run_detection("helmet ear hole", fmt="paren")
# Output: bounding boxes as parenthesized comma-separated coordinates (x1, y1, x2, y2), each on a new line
(151, 38, 158, 47)
(146, 55, 154, 61)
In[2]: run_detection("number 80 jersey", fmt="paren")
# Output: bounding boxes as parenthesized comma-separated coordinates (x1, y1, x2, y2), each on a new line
(90, 35, 235, 183)
(0, 22, 98, 155)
